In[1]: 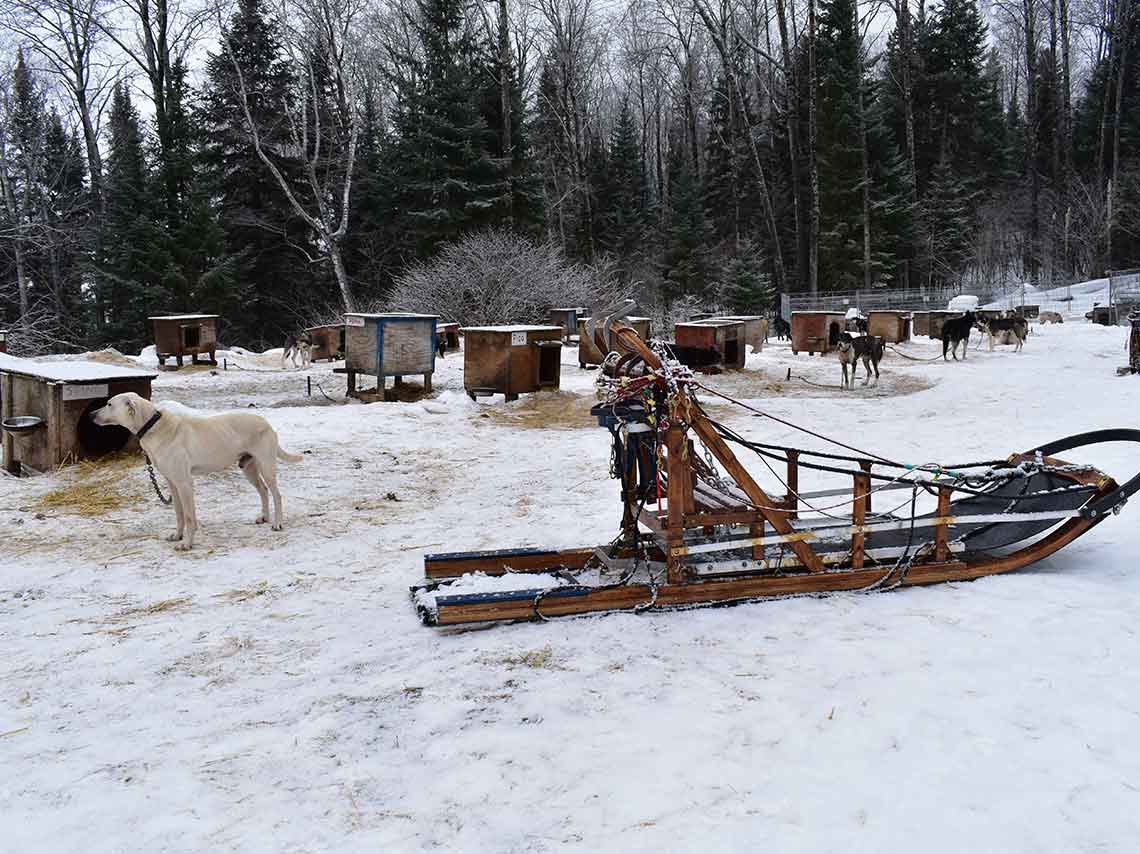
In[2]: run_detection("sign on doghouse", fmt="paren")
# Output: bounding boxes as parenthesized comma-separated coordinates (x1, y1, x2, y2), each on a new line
(61, 383, 110, 401)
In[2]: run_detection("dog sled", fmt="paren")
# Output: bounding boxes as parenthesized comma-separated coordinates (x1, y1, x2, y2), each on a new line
(412, 309, 1140, 627)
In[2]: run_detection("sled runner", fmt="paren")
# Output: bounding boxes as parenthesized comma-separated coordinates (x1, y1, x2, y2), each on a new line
(413, 309, 1140, 626)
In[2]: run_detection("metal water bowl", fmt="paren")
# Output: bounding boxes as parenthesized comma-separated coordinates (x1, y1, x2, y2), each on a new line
(1, 416, 45, 435)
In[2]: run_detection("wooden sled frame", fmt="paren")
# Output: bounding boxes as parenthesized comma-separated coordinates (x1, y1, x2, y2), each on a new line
(414, 323, 1139, 627)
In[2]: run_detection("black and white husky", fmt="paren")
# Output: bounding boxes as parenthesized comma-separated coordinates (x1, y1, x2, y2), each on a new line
(837, 332, 884, 389)
(282, 331, 313, 369)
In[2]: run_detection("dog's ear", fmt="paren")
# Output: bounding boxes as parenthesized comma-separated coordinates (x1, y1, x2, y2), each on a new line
(125, 397, 136, 418)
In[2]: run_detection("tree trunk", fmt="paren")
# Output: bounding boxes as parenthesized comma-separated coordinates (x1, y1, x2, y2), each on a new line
(1109, 3, 1134, 271)
(897, 0, 920, 287)
(1025, 0, 1040, 279)
(329, 240, 356, 312)
(1059, 0, 1073, 273)
(807, 0, 819, 294)
(855, 3, 872, 289)
(774, 0, 803, 290)
(498, 0, 513, 224)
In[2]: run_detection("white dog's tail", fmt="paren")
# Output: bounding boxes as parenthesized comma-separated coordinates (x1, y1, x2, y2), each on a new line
(277, 447, 304, 463)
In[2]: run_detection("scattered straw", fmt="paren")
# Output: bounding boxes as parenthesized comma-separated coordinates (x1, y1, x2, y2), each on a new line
(31, 453, 147, 517)
(476, 392, 596, 430)
(489, 645, 561, 670)
(107, 596, 193, 623)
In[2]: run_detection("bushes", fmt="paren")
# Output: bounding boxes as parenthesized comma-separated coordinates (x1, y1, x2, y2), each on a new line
(386, 229, 619, 325)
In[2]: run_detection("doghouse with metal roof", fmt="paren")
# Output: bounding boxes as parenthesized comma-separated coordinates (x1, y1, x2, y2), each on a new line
(790, 311, 845, 355)
(150, 314, 219, 369)
(436, 322, 461, 354)
(305, 323, 345, 362)
(675, 320, 747, 369)
(342, 313, 439, 399)
(0, 354, 157, 475)
(547, 307, 588, 342)
(927, 310, 964, 340)
(867, 310, 911, 343)
(577, 316, 651, 368)
(711, 315, 766, 353)
(462, 325, 563, 401)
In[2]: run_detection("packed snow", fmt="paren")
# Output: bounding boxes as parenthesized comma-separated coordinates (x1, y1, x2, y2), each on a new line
(3, 317, 1140, 853)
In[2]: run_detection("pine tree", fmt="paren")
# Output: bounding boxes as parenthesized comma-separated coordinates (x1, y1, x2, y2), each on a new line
(596, 100, 648, 278)
(394, 0, 511, 256)
(662, 146, 715, 303)
(35, 111, 90, 325)
(94, 84, 171, 349)
(200, 0, 315, 343)
(716, 239, 774, 313)
(705, 72, 763, 249)
(814, 0, 866, 289)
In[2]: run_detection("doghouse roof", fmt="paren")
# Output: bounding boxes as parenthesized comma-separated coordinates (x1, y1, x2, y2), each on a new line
(460, 325, 564, 333)
(148, 314, 218, 321)
(0, 353, 157, 383)
(345, 313, 440, 320)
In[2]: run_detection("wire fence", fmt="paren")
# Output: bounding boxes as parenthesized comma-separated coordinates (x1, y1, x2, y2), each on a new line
(783, 275, 1123, 322)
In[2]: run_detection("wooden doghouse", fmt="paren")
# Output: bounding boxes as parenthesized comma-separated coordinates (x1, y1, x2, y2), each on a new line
(1087, 305, 1118, 326)
(462, 325, 563, 401)
(305, 323, 345, 362)
(547, 307, 588, 342)
(0, 354, 157, 475)
(436, 322, 461, 353)
(150, 314, 219, 369)
(790, 311, 845, 355)
(343, 313, 438, 398)
(712, 315, 766, 353)
(675, 320, 747, 369)
(867, 310, 911, 343)
(928, 310, 964, 340)
(912, 311, 930, 337)
(577, 316, 652, 368)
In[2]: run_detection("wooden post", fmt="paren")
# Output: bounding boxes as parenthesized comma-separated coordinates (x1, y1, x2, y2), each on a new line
(853, 465, 871, 568)
(935, 486, 952, 561)
(786, 450, 800, 518)
(665, 425, 690, 584)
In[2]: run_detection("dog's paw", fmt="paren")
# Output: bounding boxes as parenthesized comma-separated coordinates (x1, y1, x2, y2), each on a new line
(166, 532, 182, 542)
(174, 542, 192, 552)
(271, 523, 284, 532)
(255, 515, 268, 525)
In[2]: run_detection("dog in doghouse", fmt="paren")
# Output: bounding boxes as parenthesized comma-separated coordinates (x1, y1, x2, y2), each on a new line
(836, 331, 884, 389)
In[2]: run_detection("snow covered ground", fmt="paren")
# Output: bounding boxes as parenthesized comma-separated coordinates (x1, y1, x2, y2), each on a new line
(3, 320, 1140, 853)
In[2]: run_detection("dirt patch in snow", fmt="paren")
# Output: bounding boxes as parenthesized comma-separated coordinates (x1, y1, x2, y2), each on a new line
(475, 390, 599, 430)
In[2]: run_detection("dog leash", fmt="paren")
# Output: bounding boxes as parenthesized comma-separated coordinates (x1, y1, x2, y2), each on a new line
(886, 344, 944, 362)
(135, 412, 173, 505)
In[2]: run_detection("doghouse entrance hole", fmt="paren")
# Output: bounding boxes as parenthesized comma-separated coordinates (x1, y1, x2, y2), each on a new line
(724, 339, 740, 365)
(828, 322, 841, 347)
(78, 399, 131, 458)
(182, 325, 201, 349)
(538, 345, 560, 385)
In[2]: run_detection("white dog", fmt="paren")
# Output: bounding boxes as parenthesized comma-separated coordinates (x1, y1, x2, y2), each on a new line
(91, 393, 303, 550)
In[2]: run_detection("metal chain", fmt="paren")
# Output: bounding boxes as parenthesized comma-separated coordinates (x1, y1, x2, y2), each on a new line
(145, 456, 173, 505)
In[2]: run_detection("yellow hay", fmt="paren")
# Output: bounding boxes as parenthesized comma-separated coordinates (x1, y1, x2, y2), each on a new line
(32, 452, 147, 517)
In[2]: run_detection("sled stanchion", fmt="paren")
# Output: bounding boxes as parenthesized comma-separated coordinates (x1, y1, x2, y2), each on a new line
(853, 465, 870, 568)
(786, 450, 800, 518)
(935, 486, 952, 561)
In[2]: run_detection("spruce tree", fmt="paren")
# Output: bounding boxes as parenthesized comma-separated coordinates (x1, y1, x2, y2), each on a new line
(94, 84, 171, 350)
(596, 100, 648, 278)
(662, 146, 715, 303)
(716, 239, 774, 313)
(394, 0, 511, 256)
(200, 0, 314, 342)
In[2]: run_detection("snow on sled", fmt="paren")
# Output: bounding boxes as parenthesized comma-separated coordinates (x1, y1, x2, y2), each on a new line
(412, 306, 1140, 627)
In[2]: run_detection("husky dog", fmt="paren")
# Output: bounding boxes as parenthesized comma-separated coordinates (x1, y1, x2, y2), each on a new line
(283, 331, 313, 368)
(1039, 310, 1064, 324)
(772, 315, 791, 340)
(941, 311, 976, 361)
(976, 315, 1028, 352)
(836, 332, 884, 389)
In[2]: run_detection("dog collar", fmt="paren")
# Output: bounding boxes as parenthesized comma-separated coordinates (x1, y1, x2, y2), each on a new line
(136, 411, 162, 440)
